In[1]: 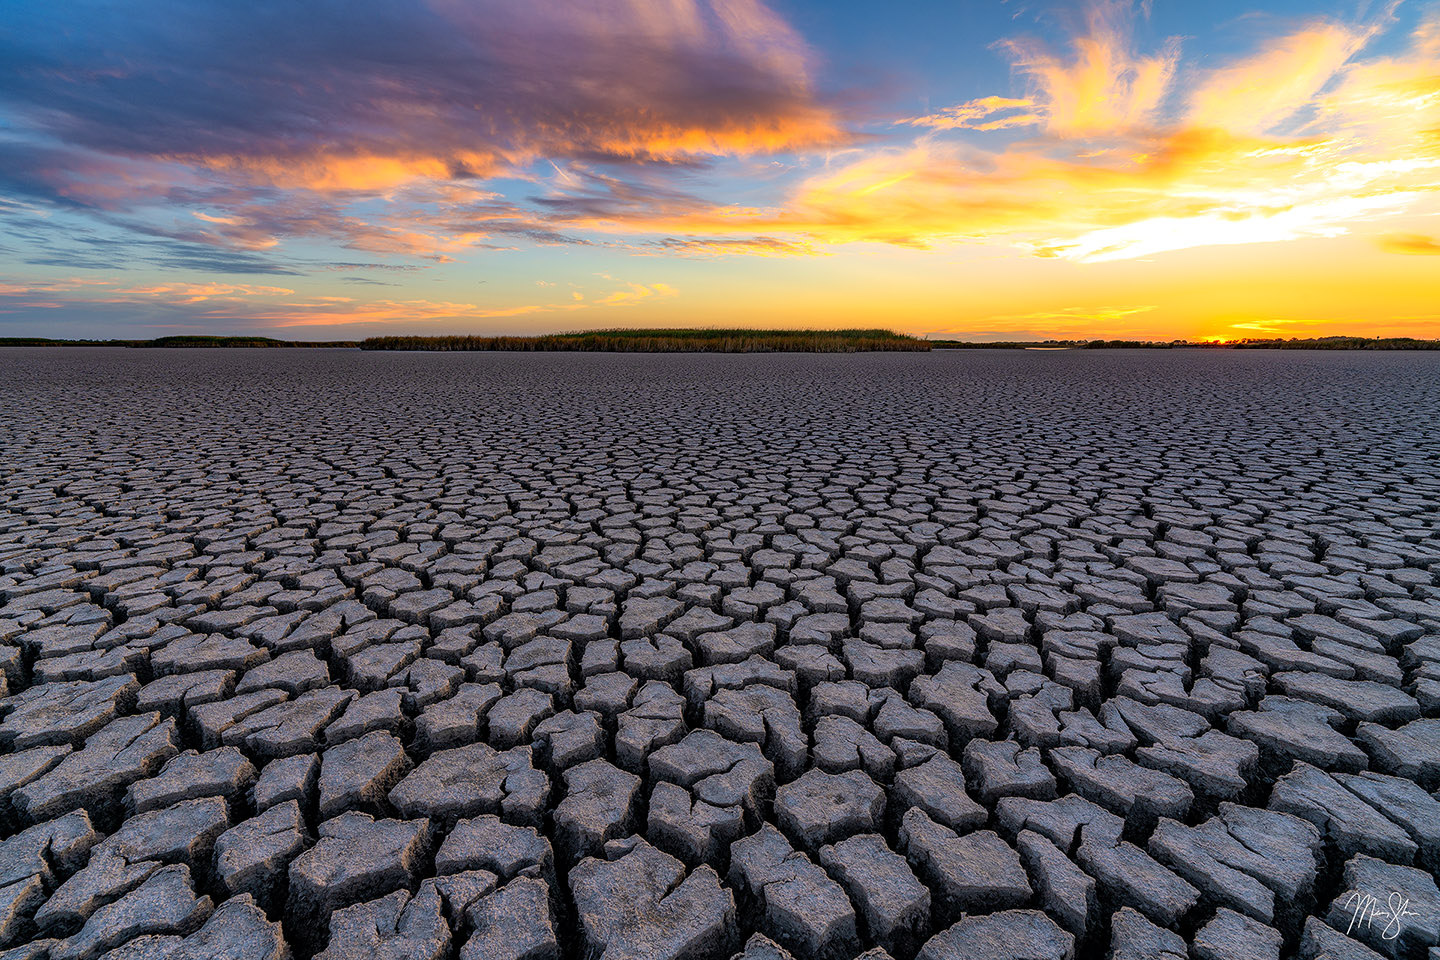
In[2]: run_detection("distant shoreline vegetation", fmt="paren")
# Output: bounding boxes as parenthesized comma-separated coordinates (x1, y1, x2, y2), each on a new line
(2, 332, 1438, 351)
(359, 329, 929, 352)
(927, 336, 1440, 350)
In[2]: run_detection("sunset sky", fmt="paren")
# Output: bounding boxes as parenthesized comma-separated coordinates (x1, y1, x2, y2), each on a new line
(2, 0, 1438, 341)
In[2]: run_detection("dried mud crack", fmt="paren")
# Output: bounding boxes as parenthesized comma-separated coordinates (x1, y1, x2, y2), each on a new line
(2, 347, 1439, 960)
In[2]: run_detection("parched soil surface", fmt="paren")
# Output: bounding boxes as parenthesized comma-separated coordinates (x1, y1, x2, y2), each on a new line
(2, 347, 1439, 960)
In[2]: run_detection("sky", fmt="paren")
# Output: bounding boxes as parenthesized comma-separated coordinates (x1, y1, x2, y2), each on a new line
(1, 0, 1437, 342)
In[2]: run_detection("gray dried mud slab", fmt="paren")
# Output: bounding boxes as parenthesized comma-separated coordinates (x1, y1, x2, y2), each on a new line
(899, 809, 1031, 921)
(915, 910, 1073, 960)
(213, 800, 308, 911)
(729, 826, 854, 960)
(50, 864, 211, 960)
(571, 837, 736, 960)
(818, 834, 930, 959)
(11, 714, 180, 826)
(285, 812, 431, 950)
(388, 742, 548, 828)
(461, 876, 558, 960)
(316, 883, 449, 960)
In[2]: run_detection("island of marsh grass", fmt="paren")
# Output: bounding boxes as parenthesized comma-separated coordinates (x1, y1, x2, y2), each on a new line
(360, 328, 930, 352)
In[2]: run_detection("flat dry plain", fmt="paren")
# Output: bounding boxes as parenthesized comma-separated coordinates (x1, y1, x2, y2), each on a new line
(2, 347, 1439, 960)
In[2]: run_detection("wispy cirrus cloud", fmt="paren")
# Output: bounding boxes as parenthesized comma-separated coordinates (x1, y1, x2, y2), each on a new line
(998, 0, 1181, 136)
(901, 97, 1042, 132)
(640, 236, 819, 257)
(759, 2, 1440, 262)
(0, 276, 292, 306)
(903, 3, 1181, 136)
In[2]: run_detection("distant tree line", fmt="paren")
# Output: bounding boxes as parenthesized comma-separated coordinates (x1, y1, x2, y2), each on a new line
(359, 329, 931, 352)
(927, 336, 1440, 350)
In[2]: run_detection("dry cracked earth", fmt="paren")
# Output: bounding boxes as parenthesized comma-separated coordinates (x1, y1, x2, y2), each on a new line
(2, 347, 1440, 960)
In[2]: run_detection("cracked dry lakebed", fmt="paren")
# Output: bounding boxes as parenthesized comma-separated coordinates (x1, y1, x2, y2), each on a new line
(2, 346, 1439, 960)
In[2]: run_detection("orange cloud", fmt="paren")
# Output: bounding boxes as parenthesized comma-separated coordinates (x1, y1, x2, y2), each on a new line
(1318, 13, 1440, 141)
(147, 1, 842, 196)
(1187, 20, 1378, 135)
(592, 282, 677, 306)
(120, 283, 295, 303)
(0, 277, 117, 295)
(191, 153, 502, 195)
(901, 97, 1041, 131)
(997, 0, 1180, 136)
(7, 0, 848, 232)
(1381, 232, 1440, 254)
(0, 277, 301, 316)
(640, 236, 819, 257)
